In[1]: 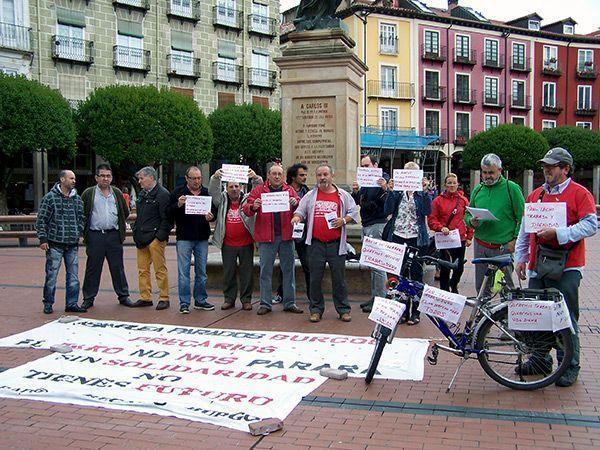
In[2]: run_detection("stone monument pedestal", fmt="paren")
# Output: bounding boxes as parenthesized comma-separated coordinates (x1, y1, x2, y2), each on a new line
(275, 29, 368, 186)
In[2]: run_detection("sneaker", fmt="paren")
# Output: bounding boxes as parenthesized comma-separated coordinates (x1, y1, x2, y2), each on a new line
(194, 301, 215, 311)
(555, 369, 579, 387)
(257, 306, 271, 315)
(43, 303, 53, 314)
(179, 305, 190, 314)
(65, 305, 87, 313)
(309, 313, 321, 323)
(515, 357, 553, 376)
(361, 301, 373, 313)
(272, 294, 283, 304)
(81, 299, 94, 310)
(221, 302, 235, 310)
(242, 303, 252, 311)
(339, 313, 352, 322)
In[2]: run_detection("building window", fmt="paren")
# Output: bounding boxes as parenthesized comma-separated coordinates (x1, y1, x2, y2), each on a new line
(512, 43, 525, 69)
(425, 70, 440, 99)
(576, 122, 592, 129)
(425, 110, 440, 136)
(484, 77, 498, 104)
(578, 85, 592, 110)
(578, 49, 594, 73)
(216, 0, 236, 27)
(455, 34, 470, 59)
(563, 24, 574, 35)
(253, 96, 269, 107)
(218, 92, 235, 108)
(484, 39, 498, 65)
(56, 23, 85, 61)
(116, 34, 143, 69)
(251, 2, 269, 34)
(456, 112, 470, 141)
(379, 23, 397, 54)
(512, 116, 525, 126)
(424, 30, 439, 56)
(217, 56, 237, 82)
(485, 114, 498, 131)
(512, 80, 525, 107)
(170, 0, 192, 18)
(250, 51, 270, 87)
(543, 82, 556, 107)
(380, 107, 398, 130)
(380, 65, 397, 97)
(171, 49, 193, 75)
(455, 73, 470, 102)
(542, 120, 556, 130)
(543, 45, 558, 70)
(528, 19, 540, 31)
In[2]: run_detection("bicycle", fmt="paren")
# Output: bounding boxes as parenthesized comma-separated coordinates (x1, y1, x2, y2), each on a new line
(365, 250, 573, 391)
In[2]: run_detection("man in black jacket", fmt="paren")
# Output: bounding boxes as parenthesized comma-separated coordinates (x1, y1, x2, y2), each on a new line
(132, 166, 172, 310)
(167, 166, 215, 314)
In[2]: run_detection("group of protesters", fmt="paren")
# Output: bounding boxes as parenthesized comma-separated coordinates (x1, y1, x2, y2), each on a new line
(36, 148, 595, 387)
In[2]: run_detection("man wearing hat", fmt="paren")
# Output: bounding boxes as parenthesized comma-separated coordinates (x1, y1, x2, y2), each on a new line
(515, 147, 597, 387)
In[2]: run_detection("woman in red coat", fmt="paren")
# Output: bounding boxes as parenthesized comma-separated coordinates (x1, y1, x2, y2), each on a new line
(427, 173, 473, 293)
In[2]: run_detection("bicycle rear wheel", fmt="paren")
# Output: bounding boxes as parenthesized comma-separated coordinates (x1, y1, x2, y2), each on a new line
(475, 304, 573, 390)
(365, 328, 391, 384)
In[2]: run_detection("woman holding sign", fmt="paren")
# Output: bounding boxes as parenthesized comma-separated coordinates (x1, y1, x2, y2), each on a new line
(428, 173, 472, 294)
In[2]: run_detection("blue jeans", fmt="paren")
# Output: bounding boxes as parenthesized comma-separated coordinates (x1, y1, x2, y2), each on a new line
(176, 240, 208, 307)
(258, 237, 295, 310)
(43, 244, 80, 307)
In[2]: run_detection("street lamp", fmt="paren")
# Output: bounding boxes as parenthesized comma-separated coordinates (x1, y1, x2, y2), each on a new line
(354, 8, 371, 129)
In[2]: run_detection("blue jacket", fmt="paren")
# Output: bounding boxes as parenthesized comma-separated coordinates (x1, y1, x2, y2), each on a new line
(383, 191, 432, 247)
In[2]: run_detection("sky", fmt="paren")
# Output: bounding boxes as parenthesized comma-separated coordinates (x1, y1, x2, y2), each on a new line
(279, 0, 599, 35)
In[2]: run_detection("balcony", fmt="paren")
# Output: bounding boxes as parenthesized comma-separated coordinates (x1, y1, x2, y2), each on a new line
(510, 57, 531, 72)
(421, 85, 446, 103)
(380, 37, 398, 55)
(541, 60, 561, 76)
(167, 54, 200, 80)
(248, 15, 277, 38)
(113, 0, 150, 12)
(421, 44, 446, 62)
(51, 36, 94, 66)
(540, 103, 563, 115)
(0, 22, 32, 53)
(453, 130, 474, 146)
(248, 68, 276, 90)
(166, 0, 200, 23)
(510, 94, 531, 110)
(453, 50, 477, 66)
(577, 63, 598, 80)
(213, 6, 243, 31)
(367, 80, 414, 100)
(482, 92, 505, 108)
(453, 88, 477, 105)
(421, 127, 447, 145)
(482, 53, 504, 70)
(574, 102, 598, 116)
(113, 45, 151, 73)
(212, 61, 243, 86)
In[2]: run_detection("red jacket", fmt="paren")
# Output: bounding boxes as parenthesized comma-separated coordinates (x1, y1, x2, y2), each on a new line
(428, 191, 473, 241)
(242, 180, 299, 243)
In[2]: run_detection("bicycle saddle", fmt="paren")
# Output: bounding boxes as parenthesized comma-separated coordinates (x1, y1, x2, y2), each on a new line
(471, 253, 513, 268)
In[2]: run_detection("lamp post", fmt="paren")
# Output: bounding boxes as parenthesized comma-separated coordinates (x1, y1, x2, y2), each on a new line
(354, 8, 371, 129)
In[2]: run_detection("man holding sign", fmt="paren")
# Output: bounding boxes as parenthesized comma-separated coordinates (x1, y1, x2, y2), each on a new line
(243, 164, 302, 316)
(167, 166, 215, 314)
(515, 147, 596, 387)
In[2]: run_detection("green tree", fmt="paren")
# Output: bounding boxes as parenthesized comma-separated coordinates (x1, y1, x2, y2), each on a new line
(208, 103, 281, 165)
(0, 74, 76, 214)
(76, 85, 213, 168)
(541, 126, 600, 169)
(462, 124, 548, 173)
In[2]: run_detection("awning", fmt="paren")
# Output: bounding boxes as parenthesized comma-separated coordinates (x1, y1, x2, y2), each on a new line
(360, 127, 440, 150)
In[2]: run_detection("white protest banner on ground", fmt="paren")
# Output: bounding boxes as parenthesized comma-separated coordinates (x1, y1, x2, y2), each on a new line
(184, 196, 212, 215)
(356, 167, 383, 188)
(392, 169, 423, 191)
(359, 236, 406, 275)
(434, 229, 462, 249)
(508, 301, 553, 330)
(324, 211, 338, 229)
(292, 223, 305, 239)
(260, 191, 290, 213)
(221, 164, 249, 184)
(368, 297, 406, 329)
(418, 285, 466, 325)
(552, 299, 573, 332)
(523, 202, 567, 233)
(0, 319, 429, 431)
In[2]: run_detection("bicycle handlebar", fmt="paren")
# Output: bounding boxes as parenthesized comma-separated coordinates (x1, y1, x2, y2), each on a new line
(419, 255, 462, 272)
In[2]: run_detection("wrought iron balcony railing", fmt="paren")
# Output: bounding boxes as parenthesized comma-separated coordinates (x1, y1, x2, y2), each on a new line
(454, 49, 477, 65)
(113, 45, 151, 72)
(167, 54, 200, 79)
(248, 15, 276, 37)
(510, 94, 531, 110)
(421, 85, 447, 102)
(247, 67, 276, 89)
(166, 0, 200, 22)
(52, 35, 94, 65)
(482, 92, 505, 108)
(367, 80, 414, 100)
(212, 61, 243, 85)
(542, 60, 562, 76)
(0, 22, 32, 52)
(453, 88, 477, 105)
(576, 63, 597, 79)
(574, 102, 598, 116)
(482, 52, 504, 69)
(421, 44, 446, 61)
(213, 6, 243, 30)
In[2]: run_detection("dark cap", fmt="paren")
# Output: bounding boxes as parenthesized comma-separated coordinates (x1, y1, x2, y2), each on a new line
(538, 147, 573, 166)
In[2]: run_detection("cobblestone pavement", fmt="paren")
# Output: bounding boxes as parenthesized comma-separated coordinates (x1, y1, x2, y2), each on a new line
(0, 237, 599, 449)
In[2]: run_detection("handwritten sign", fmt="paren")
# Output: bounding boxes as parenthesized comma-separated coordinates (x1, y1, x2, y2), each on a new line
(508, 299, 573, 332)
(368, 296, 406, 329)
(359, 236, 406, 275)
(292, 223, 305, 239)
(356, 167, 383, 188)
(324, 211, 338, 229)
(418, 285, 466, 325)
(221, 164, 249, 184)
(524, 202, 567, 233)
(392, 169, 423, 191)
(261, 191, 290, 213)
(434, 229, 462, 249)
(552, 299, 573, 332)
(184, 196, 212, 215)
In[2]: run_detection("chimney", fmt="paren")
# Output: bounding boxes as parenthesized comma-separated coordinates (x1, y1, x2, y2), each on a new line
(448, 0, 459, 11)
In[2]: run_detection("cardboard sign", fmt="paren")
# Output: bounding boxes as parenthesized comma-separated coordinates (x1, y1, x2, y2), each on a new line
(434, 229, 462, 249)
(359, 236, 406, 276)
(221, 164, 249, 183)
(292, 223, 305, 239)
(418, 285, 467, 325)
(523, 202, 567, 233)
(184, 196, 212, 215)
(368, 297, 406, 329)
(261, 191, 290, 213)
(356, 167, 383, 188)
(392, 169, 424, 191)
(508, 299, 573, 332)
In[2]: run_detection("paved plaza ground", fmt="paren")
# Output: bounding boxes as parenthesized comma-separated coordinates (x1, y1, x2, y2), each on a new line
(0, 236, 599, 449)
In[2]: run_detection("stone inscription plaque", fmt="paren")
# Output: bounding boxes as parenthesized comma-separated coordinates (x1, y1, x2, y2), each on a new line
(291, 97, 336, 171)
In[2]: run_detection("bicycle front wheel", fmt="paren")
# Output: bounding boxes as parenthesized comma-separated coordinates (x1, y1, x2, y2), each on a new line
(475, 304, 573, 390)
(365, 331, 390, 384)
